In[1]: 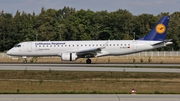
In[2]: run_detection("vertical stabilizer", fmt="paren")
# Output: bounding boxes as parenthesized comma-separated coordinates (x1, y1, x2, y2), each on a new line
(138, 16, 170, 41)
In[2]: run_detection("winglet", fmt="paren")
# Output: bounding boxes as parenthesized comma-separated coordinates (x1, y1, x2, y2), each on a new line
(138, 16, 170, 41)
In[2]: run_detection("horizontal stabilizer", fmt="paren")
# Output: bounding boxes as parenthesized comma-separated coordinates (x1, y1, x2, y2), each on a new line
(151, 39, 173, 46)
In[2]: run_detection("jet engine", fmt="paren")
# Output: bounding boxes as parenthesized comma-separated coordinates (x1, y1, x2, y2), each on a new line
(61, 53, 78, 61)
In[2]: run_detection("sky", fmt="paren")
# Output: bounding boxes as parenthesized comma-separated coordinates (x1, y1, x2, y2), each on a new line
(0, 0, 180, 15)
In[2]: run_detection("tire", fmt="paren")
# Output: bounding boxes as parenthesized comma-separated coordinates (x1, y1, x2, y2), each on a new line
(86, 59, 91, 64)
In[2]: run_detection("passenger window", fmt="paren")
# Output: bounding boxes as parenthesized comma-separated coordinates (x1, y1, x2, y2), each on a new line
(18, 45, 21, 47)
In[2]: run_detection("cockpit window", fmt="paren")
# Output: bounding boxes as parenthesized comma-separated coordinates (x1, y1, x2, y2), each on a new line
(14, 44, 21, 47)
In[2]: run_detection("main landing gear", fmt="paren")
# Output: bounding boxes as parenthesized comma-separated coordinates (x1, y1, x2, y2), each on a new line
(86, 58, 91, 64)
(22, 56, 27, 64)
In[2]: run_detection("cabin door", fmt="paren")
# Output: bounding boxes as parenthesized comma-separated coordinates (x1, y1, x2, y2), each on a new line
(27, 42, 32, 52)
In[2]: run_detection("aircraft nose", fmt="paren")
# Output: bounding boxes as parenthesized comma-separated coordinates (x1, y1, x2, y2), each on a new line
(6, 50, 11, 55)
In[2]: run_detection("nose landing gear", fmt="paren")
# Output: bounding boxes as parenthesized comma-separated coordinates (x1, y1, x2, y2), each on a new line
(22, 56, 27, 64)
(24, 58, 27, 64)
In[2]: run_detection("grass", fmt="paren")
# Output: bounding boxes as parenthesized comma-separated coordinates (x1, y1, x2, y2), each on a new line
(0, 71, 180, 94)
(1, 71, 180, 80)
(1, 80, 179, 94)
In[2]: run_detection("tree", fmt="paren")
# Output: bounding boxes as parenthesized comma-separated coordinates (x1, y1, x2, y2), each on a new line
(0, 7, 179, 51)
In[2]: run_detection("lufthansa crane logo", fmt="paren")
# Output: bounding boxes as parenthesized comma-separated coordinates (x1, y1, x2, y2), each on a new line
(156, 24, 166, 34)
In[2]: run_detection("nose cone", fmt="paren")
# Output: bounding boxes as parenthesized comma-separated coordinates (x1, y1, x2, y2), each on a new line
(6, 50, 11, 55)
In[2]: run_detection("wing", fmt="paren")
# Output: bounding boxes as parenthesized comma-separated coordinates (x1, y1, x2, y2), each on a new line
(59, 40, 110, 58)
(76, 47, 102, 58)
(76, 40, 110, 58)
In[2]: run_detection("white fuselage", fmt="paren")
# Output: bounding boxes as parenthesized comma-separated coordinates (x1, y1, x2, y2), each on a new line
(7, 40, 168, 58)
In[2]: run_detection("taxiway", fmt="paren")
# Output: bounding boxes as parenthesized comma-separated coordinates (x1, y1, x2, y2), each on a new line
(0, 64, 180, 73)
(0, 94, 180, 101)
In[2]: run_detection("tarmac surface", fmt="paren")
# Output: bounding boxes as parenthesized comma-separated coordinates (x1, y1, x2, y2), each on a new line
(0, 94, 180, 101)
(0, 64, 180, 72)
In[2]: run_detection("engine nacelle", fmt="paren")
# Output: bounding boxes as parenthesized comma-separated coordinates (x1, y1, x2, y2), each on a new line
(61, 53, 78, 61)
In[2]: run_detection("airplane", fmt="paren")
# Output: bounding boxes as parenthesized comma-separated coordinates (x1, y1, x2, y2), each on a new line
(7, 16, 172, 64)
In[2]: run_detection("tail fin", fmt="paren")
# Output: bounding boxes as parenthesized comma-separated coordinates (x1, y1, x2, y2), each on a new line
(138, 16, 170, 41)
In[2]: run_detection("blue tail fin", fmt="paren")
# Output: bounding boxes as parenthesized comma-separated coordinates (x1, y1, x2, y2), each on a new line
(138, 16, 170, 41)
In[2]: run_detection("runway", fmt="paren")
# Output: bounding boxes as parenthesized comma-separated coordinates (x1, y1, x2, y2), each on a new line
(0, 64, 180, 73)
(0, 94, 180, 101)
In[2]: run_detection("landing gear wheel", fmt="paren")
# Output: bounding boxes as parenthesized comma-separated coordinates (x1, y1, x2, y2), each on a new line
(24, 59, 27, 64)
(22, 56, 27, 64)
(86, 58, 91, 64)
